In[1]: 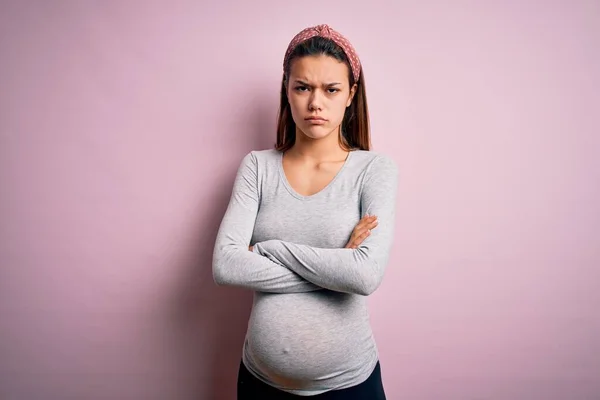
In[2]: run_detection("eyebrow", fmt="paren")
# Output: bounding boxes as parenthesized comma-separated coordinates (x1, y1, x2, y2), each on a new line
(294, 79, 342, 87)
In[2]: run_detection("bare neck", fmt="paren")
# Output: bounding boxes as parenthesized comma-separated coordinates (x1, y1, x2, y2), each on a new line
(288, 128, 350, 163)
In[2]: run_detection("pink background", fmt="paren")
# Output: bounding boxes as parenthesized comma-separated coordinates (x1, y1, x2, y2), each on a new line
(1, 1, 599, 399)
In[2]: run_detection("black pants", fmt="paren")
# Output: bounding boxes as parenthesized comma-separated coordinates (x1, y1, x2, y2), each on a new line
(237, 360, 387, 399)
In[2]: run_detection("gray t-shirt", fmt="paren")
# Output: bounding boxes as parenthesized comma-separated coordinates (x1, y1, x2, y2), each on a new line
(212, 148, 399, 395)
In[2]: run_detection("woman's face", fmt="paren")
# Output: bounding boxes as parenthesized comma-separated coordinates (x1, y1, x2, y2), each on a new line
(286, 55, 357, 142)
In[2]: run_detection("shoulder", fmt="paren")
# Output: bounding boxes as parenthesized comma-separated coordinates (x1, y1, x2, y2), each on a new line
(236, 149, 281, 180)
(249, 148, 281, 161)
(239, 148, 281, 166)
(352, 151, 399, 200)
(351, 150, 398, 176)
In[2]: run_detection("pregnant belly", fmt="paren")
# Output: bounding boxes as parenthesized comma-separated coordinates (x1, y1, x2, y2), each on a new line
(245, 291, 374, 385)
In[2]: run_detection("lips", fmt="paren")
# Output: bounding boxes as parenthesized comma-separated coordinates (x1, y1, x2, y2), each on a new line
(305, 117, 326, 121)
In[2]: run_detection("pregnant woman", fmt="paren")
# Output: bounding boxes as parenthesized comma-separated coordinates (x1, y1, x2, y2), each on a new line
(212, 24, 399, 399)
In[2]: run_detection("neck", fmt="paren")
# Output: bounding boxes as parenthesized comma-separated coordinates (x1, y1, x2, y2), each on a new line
(289, 126, 349, 162)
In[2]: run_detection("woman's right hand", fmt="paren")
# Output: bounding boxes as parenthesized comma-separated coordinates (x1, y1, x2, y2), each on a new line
(345, 215, 378, 249)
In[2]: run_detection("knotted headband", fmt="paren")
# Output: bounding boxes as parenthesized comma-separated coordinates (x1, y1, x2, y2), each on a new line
(283, 24, 362, 82)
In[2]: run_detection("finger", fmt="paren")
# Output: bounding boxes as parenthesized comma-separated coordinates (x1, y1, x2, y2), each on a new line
(355, 215, 377, 231)
(348, 216, 378, 248)
(355, 216, 370, 229)
(351, 229, 371, 248)
(353, 220, 378, 239)
(350, 228, 366, 242)
(362, 215, 378, 225)
(354, 230, 371, 247)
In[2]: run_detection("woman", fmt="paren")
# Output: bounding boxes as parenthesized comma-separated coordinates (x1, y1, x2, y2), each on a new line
(213, 24, 398, 399)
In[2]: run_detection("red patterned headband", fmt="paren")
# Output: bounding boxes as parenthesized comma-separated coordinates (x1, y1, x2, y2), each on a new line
(283, 24, 361, 82)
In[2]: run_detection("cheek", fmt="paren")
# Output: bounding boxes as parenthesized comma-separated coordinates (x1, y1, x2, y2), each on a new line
(288, 95, 309, 121)
(287, 92, 301, 110)
(332, 99, 348, 121)
(288, 99, 302, 120)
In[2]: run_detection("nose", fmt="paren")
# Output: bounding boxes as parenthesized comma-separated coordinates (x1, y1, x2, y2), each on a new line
(308, 90, 324, 111)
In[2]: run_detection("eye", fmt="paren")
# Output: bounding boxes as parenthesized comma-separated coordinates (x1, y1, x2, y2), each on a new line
(327, 88, 340, 93)
(294, 86, 309, 92)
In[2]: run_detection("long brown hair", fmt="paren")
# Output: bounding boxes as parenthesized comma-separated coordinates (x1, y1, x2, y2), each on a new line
(275, 36, 371, 152)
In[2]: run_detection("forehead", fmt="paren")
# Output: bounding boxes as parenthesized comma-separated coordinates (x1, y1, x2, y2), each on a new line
(288, 55, 350, 83)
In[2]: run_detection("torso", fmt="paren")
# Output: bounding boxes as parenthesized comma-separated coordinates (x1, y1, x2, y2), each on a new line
(242, 149, 382, 396)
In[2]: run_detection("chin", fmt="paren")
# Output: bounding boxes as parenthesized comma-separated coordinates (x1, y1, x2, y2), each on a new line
(298, 124, 336, 140)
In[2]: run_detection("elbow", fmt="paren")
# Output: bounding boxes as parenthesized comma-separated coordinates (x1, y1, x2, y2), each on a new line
(212, 244, 241, 287)
(213, 263, 239, 287)
(213, 270, 225, 286)
(212, 250, 235, 287)
(356, 279, 381, 296)
(355, 260, 384, 296)
(212, 263, 228, 286)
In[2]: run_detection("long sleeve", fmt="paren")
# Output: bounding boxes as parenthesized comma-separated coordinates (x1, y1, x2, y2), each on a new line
(252, 155, 399, 296)
(212, 152, 322, 293)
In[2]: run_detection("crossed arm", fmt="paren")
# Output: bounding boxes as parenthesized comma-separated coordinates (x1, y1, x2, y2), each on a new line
(212, 151, 399, 295)
(212, 152, 321, 293)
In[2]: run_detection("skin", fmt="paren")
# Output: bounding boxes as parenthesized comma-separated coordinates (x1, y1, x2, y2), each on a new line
(250, 54, 378, 251)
